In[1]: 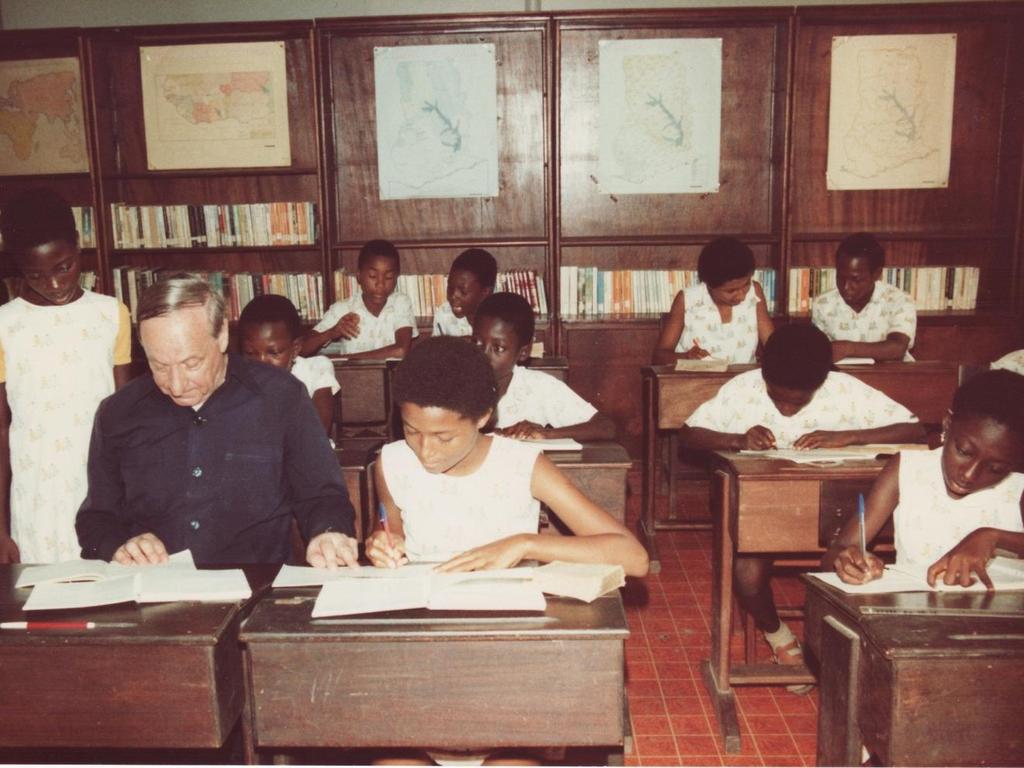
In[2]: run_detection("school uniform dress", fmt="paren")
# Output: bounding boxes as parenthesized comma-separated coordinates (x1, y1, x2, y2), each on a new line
(380, 434, 541, 562)
(811, 281, 917, 360)
(674, 281, 762, 363)
(686, 369, 917, 448)
(494, 365, 597, 429)
(289, 355, 340, 398)
(76, 354, 355, 565)
(430, 301, 472, 337)
(991, 349, 1024, 375)
(312, 290, 419, 355)
(0, 293, 131, 563)
(893, 447, 1024, 569)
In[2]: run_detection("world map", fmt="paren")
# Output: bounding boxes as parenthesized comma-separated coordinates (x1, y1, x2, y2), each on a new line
(0, 57, 88, 175)
(156, 71, 276, 140)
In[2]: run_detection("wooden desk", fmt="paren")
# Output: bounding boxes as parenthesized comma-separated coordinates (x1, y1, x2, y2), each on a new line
(527, 355, 569, 382)
(803, 579, 1024, 766)
(641, 362, 959, 572)
(704, 452, 885, 753)
(0, 565, 273, 751)
(550, 441, 631, 524)
(240, 592, 630, 761)
(330, 357, 399, 448)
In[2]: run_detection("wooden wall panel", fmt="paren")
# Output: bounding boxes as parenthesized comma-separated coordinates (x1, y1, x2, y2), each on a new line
(560, 243, 774, 270)
(558, 19, 787, 238)
(333, 245, 547, 275)
(790, 14, 1016, 235)
(327, 28, 547, 242)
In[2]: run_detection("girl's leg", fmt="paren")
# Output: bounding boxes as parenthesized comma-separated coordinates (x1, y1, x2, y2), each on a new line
(733, 554, 779, 632)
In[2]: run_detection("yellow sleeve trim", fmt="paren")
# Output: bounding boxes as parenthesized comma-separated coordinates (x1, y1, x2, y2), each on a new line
(114, 302, 132, 365)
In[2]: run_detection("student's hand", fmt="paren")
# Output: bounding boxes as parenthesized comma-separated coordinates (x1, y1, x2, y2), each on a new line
(0, 535, 20, 564)
(832, 545, 884, 584)
(436, 534, 530, 572)
(793, 430, 851, 450)
(307, 531, 360, 570)
(927, 528, 999, 590)
(365, 530, 408, 569)
(496, 421, 546, 440)
(113, 532, 169, 565)
(743, 425, 777, 450)
(331, 312, 360, 341)
(681, 343, 711, 360)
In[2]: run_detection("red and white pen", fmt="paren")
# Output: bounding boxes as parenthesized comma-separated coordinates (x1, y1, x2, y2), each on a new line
(0, 621, 136, 630)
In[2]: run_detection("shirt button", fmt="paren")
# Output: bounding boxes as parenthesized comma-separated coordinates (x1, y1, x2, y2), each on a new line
(193, 415, 206, 426)
(191, 466, 203, 478)
(190, 520, 201, 530)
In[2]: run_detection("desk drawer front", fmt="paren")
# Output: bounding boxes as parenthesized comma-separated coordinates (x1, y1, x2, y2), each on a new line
(735, 480, 820, 552)
(249, 639, 624, 748)
(0, 645, 232, 748)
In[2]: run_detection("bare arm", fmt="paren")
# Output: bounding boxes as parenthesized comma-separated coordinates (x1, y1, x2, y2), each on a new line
(652, 291, 687, 365)
(365, 459, 408, 568)
(754, 281, 775, 348)
(300, 313, 361, 356)
(0, 385, 19, 563)
(311, 387, 335, 435)
(540, 412, 616, 441)
(342, 327, 414, 361)
(678, 424, 776, 452)
(793, 421, 926, 450)
(832, 332, 911, 362)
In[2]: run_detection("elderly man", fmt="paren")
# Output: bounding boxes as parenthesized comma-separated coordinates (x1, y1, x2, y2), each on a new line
(76, 276, 358, 568)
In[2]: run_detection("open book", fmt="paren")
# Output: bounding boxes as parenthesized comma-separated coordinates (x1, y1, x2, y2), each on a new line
(15, 549, 196, 589)
(532, 561, 625, 602)
(674, 358, 729, 372)
(808, 557, 1024, 594)
(835, 357, 876, 365)
(739, 444, 929, 465)
(311, 569, 546, 617)
(273, 562, 441, 588)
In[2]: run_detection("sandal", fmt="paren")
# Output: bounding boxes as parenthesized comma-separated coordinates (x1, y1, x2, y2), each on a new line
(764, 623, 816, 695)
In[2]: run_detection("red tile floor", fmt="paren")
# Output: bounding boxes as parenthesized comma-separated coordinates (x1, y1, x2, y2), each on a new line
(620, 471, 819, 767)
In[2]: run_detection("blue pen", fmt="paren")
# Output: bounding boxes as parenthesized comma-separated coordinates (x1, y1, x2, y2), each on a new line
(857, 493, 867, 561)
(378, 502, 395, 549)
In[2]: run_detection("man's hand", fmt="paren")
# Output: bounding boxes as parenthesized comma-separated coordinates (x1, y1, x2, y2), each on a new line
(927, 528, 999, 590)
(496, 421, 546, 440)
(113, 533, 169, 565)
(331, 313, 360, 341)
(0, 535, 20, 564)
(793, 430, 851, 450)
(307, 531, 360, 570)
(365, 530, 408, 569)
(436, 534, 530, 573)
(743, 425, 777, 450)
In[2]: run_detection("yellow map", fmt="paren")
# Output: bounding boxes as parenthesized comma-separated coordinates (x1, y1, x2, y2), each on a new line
(0, 57, 89, 176)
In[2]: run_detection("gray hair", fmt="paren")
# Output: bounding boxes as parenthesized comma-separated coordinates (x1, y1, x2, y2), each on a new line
(136, 274, 226, 337)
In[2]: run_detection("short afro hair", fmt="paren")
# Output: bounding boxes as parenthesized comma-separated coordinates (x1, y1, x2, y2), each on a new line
(392, 337, 498, 421)
(697, 237, 755, 289)
(474, 292, 535, 350)
(836, 233, 885, 272)
(1, 188, 78, 255)
(951, 370, 1024, 444)
(238, 294, 302, 340)
(450, 248, 498, 290)
(357, 239, 400, 271)
(761, 323, 834, 392)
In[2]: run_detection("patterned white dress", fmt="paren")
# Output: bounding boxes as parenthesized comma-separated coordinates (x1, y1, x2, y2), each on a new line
(431, 301, 472, 337)
(0, 293, 131, 562)
(381, 435, 541, 562)
(675, 282, 761, 364)
(495, 365, 597, 429)
(811, 281, 917, 360)
(313, 290, 419, 355)
(991, 350, 1024, 375)
(289, 355, 339, 397)
(893, 448, 1024, 569)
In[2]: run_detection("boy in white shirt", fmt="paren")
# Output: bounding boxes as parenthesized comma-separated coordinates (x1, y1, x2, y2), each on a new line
(682, 323, 924, 686)
(473, 292, 615, 442)
(991, 349, 1024, 375)
(811, 233, 916, 362)
(431, 248, 497, 337)
(301, 239, 418, 360)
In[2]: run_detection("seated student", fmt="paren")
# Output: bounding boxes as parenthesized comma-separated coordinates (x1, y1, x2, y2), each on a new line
(653, 236, 774, 365)
(239, 294, 339, 434)
(301, 239, 418, 360)
(432, 247, 497, 337)
(680, 324, 924, 685)
(991, 349, 1024, 376)
(811, 233, 916, 362)
(473, 292, 615, 442)
(825, 370, 1024, 589)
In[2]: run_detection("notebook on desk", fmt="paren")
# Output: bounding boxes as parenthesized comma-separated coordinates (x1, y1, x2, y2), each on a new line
(808, 557, 1024, 594)
(15, 549, 196, 588)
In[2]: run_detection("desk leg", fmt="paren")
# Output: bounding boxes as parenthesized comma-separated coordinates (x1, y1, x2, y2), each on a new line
(241, 647, 258, 765)
(703, 468, 741, 753)
(816, 615, 863, 767)
(640, 374, 662, 573)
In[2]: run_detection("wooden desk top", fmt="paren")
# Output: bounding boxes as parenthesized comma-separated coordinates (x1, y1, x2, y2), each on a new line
(711, 451, 886, 480)
(241, 591, 629, 642)
(548, 440, 631, 469)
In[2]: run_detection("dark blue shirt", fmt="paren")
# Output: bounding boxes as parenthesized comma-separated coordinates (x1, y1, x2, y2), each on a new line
(76, 353, 355, 565)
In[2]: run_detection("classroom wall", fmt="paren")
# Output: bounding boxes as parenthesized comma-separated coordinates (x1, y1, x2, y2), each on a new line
(0, 0, 997, 30)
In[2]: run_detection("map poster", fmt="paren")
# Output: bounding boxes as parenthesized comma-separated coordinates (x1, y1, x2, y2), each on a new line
(598, 37, 722, 195)
(374, 43, 498, 200)
(140, 41, 291, 170)
(0, 57, 89, 176)
(826, 34, 956, 191)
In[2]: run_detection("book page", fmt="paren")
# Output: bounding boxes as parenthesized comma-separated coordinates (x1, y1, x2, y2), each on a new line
(673, 358, 729, 372)
(15, 549, 196, 589)
(22, 575, 140, 611)
(522, 438, 583, 452)
(312, 578, 432, 617)
(808, 559, 1024, 594)
(273, 563, 438, 588)
(136, 568, 251, 603)
(427, 576, 546, 612)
